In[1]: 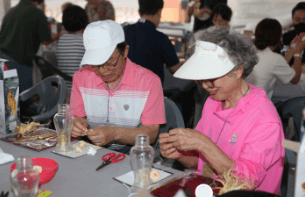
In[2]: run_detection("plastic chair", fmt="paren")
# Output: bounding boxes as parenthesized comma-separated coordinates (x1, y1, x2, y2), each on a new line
(169, 39, 184, 53)
(19, 76, 66, 123)
(153, 97, 185, 160)
(276, 96, 305, 141)
(34, 56, 73, 82)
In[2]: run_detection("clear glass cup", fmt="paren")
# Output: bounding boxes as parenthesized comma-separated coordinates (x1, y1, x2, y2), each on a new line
(130, 134, 155, 194)
(54, 104, 74, 153)
(10, 156, 40, 197)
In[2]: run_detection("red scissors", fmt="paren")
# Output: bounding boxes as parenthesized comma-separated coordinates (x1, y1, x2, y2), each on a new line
(96, 152, 125, 171)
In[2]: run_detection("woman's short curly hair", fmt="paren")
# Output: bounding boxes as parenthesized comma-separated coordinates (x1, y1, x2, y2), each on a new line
(190, 26, 258, 78)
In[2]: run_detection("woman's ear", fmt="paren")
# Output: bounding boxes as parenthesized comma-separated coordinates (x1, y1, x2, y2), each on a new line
(236, 67, 244, 79)
(231, 67, 243, 79)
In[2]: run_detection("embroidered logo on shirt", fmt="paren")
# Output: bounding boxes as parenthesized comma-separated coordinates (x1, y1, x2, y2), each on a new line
(229, 133, 238, 145)
(124, 104, 129, 111)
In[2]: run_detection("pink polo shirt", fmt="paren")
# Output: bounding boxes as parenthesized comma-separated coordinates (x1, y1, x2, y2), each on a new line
(70, 58, 166, 129)
(195, 84, 284, 195)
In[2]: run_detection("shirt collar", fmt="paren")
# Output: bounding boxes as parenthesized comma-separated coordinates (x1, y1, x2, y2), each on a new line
(20, 0, 35, 7)
(138, 18, 156, 29)
(94, 58, 135, 87)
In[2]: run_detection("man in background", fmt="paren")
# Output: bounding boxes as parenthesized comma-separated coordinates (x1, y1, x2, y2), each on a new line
(0, 0, 59, 92)
(123, 0, 184, 85)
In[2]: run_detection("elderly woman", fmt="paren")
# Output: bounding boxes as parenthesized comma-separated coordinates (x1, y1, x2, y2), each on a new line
(159, 27, 285, 195)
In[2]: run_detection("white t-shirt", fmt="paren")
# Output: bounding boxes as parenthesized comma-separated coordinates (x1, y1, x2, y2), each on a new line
(247, 47, 295, 99)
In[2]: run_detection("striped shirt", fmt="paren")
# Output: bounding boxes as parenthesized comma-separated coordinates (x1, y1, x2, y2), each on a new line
(56, 33, 85, 90)
(70, 58, 166, 127)
(70, 59, 166, 150)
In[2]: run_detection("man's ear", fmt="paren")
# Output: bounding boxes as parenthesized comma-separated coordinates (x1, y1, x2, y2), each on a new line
(157, 8, 162, 17)
(124, 45, 130, 58)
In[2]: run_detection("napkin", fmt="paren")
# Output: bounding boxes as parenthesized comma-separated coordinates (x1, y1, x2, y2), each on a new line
(0, 152, 14, 165)
(87, 147, 97, 156)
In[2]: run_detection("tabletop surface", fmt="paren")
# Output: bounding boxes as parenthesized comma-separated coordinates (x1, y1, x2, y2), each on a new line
(0, 136, 183, 197)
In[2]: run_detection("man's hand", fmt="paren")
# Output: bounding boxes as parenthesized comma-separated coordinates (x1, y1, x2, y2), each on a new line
(87, 126, 116, 146)
(71, 117, 87, 138)
(159, 133, 182, 160)
(295, 33, 305, 54)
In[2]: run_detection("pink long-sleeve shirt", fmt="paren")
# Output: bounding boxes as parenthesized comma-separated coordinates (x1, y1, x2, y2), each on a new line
(195, 84, 285, 195)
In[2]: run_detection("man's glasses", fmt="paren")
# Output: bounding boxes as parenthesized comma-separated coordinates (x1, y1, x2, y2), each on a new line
(95, 53, 121, 70)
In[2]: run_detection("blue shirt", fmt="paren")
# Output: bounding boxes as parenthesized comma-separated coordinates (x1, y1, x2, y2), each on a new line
(123, 19, 179, 83)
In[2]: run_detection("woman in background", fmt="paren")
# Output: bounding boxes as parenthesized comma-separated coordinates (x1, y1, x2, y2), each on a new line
(208, 3, 232, 28)
(56, 5, 88, 92)
(187, 0, 227, 32)
(247, 18, 305, 100)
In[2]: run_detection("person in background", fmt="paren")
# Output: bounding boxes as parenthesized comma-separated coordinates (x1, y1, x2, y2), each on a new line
(123, 0, 184, 85)
(283, 2, 305, 66)
(56, 5, 88, 93)
(0, 0, 60, 93)
(85, 0, 115, 23)
(187, 0, 227, 32)
(70, 20, 166, 154)
(160, 26, 284, 195)
(61, 2, 73, 13)
(208, 4, 232, 28)
(247, 18, 305, 100)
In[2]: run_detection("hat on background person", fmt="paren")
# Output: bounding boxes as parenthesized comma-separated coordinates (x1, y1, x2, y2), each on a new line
(173, 40, 235, 80)
(80, 20, 125, 66)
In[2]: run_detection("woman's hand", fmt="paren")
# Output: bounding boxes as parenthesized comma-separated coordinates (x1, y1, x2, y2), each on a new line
(194, 8, 211, 18)
(71, 117, 87, 138)
(187, 6, 195, 18)
(167, 128, 205, 152)
(159, 133, 182, 160)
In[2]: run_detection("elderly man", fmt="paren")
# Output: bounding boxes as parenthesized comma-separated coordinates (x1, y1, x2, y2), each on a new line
(70, 20, 166, 154)
(283, 2, 305, 66)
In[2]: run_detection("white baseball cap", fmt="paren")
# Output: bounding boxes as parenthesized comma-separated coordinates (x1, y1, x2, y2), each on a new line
(80, 20, 125, 66)
(174, 40, 236, 80)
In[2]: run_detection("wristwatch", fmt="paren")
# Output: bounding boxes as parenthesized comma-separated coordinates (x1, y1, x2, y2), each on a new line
(294, 53, 301, 58)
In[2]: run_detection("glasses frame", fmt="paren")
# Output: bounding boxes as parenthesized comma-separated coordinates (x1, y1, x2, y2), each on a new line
(96, 53, 121, 70)
(196, 79, 215, 89)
